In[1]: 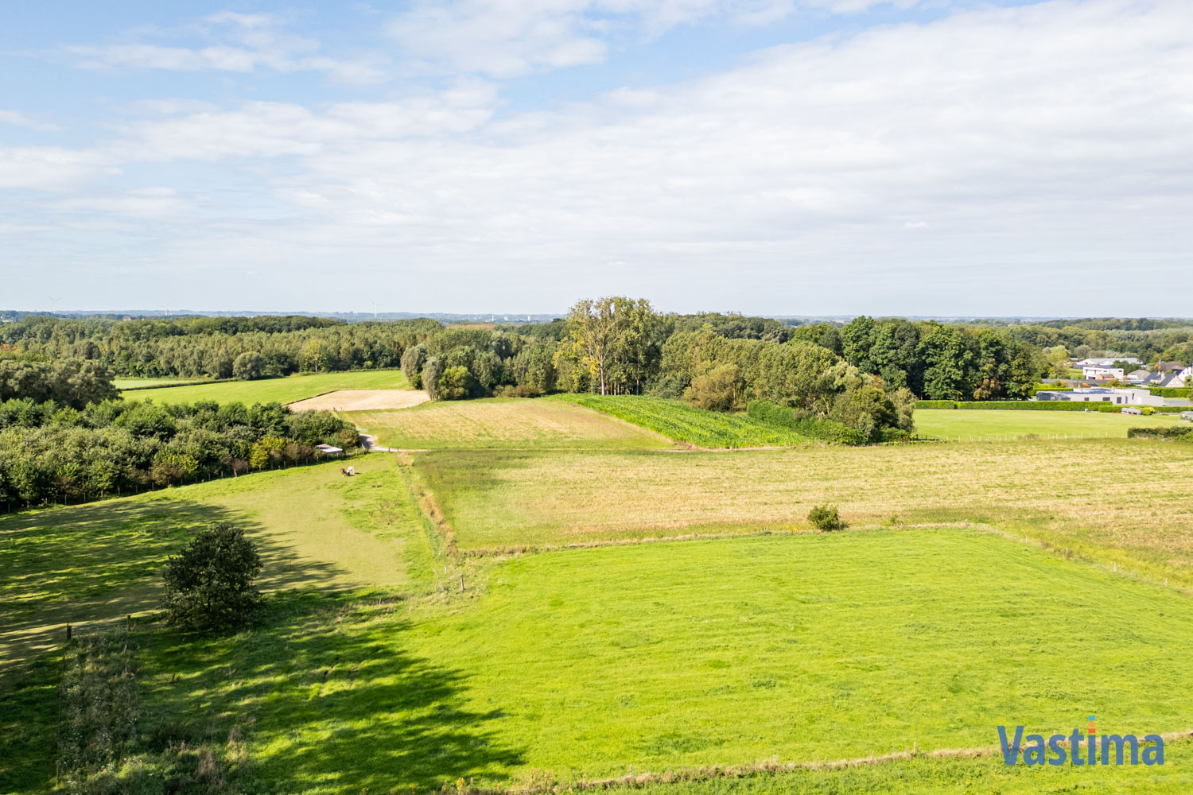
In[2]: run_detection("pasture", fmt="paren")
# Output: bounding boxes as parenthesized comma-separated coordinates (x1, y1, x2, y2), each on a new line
(119, 369, 411, 404)
(415, 438, 1193, 580)
(6, 393, 1193, 794)
(9, 529, 1193, 793)
(0, 455, 422, 684)
(348, 398, 675, 450)
(917, 407, 1184, 440)
(556, 394, 812, 448)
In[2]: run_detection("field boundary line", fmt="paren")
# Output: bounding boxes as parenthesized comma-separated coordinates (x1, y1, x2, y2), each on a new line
(462, 728, 1193, 794)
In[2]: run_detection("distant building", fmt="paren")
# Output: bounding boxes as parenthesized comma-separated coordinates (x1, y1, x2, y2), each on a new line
(1082, 365, 1125, 381)
(1127, 369, 1152, 384)
(1157, 361, 1188, 373)
(1036, 388, 1165, 407)
(315, 444, 344, 457)
(1075, 357, 1140, 368)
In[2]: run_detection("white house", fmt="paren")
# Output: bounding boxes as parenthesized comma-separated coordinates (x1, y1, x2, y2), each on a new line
(1082, 365, 1124, 381)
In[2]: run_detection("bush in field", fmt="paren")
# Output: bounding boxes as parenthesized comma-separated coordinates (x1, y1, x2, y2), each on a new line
(808, 504, 847, 531)
(438, 366, 474, 400)
(163, 523, 263, 631)
(684, 364, 741, 411)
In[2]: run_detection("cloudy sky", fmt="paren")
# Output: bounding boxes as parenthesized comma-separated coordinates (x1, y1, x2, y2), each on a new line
(1, 0, 1190, 315)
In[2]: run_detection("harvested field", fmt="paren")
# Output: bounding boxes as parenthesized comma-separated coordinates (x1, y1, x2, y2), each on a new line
(347, 398, 673, 450)
(290, 388, 430, 412)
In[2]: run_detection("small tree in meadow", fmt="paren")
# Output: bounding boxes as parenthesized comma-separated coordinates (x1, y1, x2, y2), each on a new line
(808, 504, 847, 532)
(163, 523, 263, 631)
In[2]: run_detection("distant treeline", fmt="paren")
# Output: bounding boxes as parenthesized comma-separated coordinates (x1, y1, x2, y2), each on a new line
(790, 317, 1049, 401)
(0, 398, 359, 510)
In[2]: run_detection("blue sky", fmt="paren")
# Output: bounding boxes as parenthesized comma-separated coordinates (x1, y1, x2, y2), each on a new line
(1, 0, 1190, 315)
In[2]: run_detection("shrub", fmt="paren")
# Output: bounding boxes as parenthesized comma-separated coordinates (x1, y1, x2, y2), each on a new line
(808, 503, 847, 531)
(746, 400, 867, 445)
(438, 366, 474, 400)
(162, 523, 263, 632)
(1128, 426, 1193, 440)
(684, 364, 742, 411)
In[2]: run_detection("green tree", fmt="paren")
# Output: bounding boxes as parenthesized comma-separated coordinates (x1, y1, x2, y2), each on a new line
(162, 523, 263, 631)
(438, 366, 474, 400)
(232, 351, 264, 380)
(684, 363, 742, 411)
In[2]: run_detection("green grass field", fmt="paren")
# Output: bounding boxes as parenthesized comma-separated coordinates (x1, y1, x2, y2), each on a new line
(917, 408, 1184, 439)
(0, 455, 423, 684)
(119, 369, 410, 404)
(556, 394, 811, 448)
(348, 398, 675, 450)
(6, 399, 1193, 794)
(10, 529, 1193, 793)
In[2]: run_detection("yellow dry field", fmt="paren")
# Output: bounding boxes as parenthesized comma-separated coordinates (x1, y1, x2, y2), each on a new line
(347, 398, 674, 450)
(416, 438, 1193, 583)
(289, 389, 430, 412)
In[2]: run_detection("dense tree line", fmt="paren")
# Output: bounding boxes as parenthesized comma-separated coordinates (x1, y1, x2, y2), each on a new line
(0, 399, 359, 510)
(659, 330, 915, 441)
(821, 317, 1049, 401)
(0, 316, 442, 379)
(0, 358, 117, 408)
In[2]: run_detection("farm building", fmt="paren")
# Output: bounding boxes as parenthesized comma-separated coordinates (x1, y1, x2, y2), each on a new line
(1036, 387, 1165, 407)
(315, 444, 344, 457)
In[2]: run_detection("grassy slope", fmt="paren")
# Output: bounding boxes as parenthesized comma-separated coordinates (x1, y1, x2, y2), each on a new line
(917, 407, 1184, 439)
(119, 369, 410, 404)
(415, 439, 1193, 572)
(348, 397, 675, 450)
(0, 455, 420, 683)
(556, 394, 811, 448)
(39, 530, 1193, 794)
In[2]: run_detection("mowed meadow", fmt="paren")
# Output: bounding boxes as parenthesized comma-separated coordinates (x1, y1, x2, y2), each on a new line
(4, 396, 1193, 793)
(417, 436, 1193, 582)
(916, 407, 1187, 440)
(118, 368, 412, 405)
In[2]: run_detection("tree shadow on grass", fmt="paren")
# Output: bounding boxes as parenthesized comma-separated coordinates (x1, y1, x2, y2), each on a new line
(142, 593, 525, 792)
(0, 499, 352, 686)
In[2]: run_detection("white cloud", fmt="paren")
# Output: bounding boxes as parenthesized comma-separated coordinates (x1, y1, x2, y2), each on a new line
(0, 110, 60, 132)
(0, 147, 109, 190)
(386, 0, 931, 77)
(56, 187, 190, 220)
(68, 13, 387, 84)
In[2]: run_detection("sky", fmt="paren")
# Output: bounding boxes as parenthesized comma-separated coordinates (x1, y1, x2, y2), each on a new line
(1, 0, 1190, 316)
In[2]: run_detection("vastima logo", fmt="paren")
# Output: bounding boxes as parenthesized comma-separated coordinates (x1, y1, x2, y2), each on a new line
(998, 716, 1164, 766)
